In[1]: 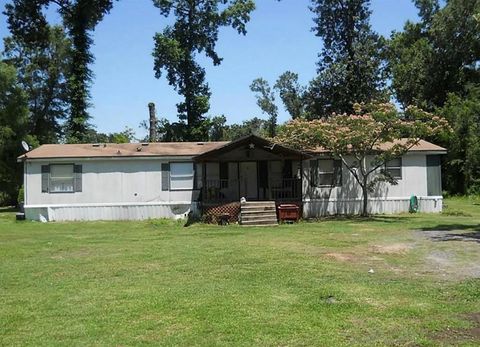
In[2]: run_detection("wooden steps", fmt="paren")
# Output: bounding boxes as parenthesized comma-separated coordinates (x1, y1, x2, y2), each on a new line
(240, 201, 278, 226)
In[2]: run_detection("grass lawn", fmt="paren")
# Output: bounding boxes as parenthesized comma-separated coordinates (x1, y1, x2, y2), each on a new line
(1, 198, 480, 346)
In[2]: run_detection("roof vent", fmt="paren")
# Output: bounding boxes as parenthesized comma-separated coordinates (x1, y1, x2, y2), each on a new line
(141, 143, 149, 146)
(197, 142, 205, 145)
(136, 146, 142, 152)
(92, 143, 101, 147)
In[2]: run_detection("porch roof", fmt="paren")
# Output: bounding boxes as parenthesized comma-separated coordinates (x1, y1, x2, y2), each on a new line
(193, 134, 310, 162)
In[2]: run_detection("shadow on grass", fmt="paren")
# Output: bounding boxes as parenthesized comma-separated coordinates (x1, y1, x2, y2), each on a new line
(421, 224, 480, 232)
(305, 214, 416, 224)
(429, 231, 480, 243)
(0, 206, 16, 214)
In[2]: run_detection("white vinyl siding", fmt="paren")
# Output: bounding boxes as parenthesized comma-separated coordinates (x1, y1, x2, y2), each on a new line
(170, 163, 194, 190)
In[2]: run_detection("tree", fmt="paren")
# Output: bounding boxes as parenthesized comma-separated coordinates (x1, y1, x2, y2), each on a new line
(224, 117, 268, 140)
(274, 71, 306, 119)
(440, 86, 480, 194)
(275, 103, 449, 216)
(388, 0, 480, 110)
(307, 0, 387, 118)
(152, 0, 255, 141)
(3, 25, 71, 144)
(83, 127, 136, 143)
(4, 0, 117, 143)
(0, 61, 31, 205)
(250, 78, 278, 137)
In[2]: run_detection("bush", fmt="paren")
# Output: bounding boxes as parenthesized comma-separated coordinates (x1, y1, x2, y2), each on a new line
(17, 185, 24, 204)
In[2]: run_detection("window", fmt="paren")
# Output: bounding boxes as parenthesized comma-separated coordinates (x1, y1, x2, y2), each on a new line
(50, 164, 75, 192)
(318, 160, 334, 186)
(386, 158, 402, 179)
(170, 163, 194, 190)
(311, 159, 342, 187)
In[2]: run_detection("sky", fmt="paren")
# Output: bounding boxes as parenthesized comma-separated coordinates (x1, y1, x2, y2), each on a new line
(0, 0, 419, 139)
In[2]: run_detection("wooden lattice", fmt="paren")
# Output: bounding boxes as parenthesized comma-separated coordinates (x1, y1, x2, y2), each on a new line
(202, 202, 241, 224)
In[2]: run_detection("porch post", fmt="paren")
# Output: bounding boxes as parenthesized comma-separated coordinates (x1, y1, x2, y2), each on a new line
(237, 162, 240, 200)
(300, 159, 303, 201)
(202, 162, 207, 201)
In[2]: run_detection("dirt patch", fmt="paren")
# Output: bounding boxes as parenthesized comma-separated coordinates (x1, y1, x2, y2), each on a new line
(370, 243, 412, 255)
(433, 313, 480, 344)
(325, 252, 359, 262)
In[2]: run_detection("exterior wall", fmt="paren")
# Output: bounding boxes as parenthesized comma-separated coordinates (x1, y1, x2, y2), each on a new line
(24, 158, 199, 221)
(302, 153, 443, 217)
(23, 152, 443, 221)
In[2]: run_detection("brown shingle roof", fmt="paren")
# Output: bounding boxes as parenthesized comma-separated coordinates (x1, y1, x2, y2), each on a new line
(19, 138, 446, 160)
(19, 141, 228, 160)
(311, 139, 446, 154)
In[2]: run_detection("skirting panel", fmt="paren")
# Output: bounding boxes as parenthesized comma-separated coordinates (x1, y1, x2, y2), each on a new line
(303, 197, 442, 218)
(25, 202, 200, 222)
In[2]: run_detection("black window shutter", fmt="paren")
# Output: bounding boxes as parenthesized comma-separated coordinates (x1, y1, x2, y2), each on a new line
(41, 165, 50, 193)
(310, 160, 318, 187)
(334, 160, 343, 187)
(161, 163, 170, 191)
(74, 165, 82, 192)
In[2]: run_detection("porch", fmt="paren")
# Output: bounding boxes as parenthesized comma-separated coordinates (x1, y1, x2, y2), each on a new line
(199, 163, 302, 203)
(193, 135, 307, 223)
(194, 135, 306, 204)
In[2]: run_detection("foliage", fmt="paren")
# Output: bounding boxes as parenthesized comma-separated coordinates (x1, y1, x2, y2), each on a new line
(276, 102, 450, 216)
(3, 25, 71, 144)
(274, 71, 307, 119)
(4, 0, 117, 143)
(0, 61, 30, 205)
(307, 0, 388, 118)
(250, 78, 278, 137)
(388, 0, 480, 110)
(440, 86, 480, 195)
(223, 117, 269, 140)
(17, 185, 24, 204)
(388, 0, 480, 196)
(143, 114, 268, 142)
(83, 127, 136, 143)
(152, 0, 255, 141)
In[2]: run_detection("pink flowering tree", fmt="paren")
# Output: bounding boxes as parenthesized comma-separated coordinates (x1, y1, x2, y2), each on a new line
(275, 103, 450, 216)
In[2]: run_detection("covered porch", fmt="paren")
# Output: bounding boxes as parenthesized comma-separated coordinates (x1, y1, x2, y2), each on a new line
(194, 135, 306, 205)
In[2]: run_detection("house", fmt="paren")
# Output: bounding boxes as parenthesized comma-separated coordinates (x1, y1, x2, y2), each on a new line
(18, 134, 446, 223)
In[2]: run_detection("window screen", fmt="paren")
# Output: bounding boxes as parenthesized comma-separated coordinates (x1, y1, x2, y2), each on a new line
(170, 163, 194, 190)
(318, 160, 334, 186)
(50, 165, 75, 192)
(386, 158, 402, 179)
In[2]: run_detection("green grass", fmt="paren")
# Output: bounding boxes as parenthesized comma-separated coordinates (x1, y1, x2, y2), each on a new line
(1, 197, 480, 346)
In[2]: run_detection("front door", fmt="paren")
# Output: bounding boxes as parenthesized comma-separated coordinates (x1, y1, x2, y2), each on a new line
(239, 162, 258, 200)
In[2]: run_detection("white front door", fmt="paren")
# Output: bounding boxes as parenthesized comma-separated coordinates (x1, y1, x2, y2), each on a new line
(239, 162, 257, 200)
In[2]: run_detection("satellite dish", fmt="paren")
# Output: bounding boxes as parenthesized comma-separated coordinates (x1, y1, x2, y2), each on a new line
(21, 141, 30, 152)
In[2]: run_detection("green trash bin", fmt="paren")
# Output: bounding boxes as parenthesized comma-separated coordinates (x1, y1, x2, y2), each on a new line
(409, 195, 418, 213)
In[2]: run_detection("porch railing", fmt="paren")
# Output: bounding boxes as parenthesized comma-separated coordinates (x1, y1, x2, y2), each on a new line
(201, 178, 302, 203)
(270, 178, 302, 201)
(202, 179, 239, 202)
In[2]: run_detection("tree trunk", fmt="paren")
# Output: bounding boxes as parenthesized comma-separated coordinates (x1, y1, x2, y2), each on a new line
(361, 184, 368, 217)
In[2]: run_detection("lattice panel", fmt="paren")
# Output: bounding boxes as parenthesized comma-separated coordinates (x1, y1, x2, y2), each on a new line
(203, 202, 241, 224)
